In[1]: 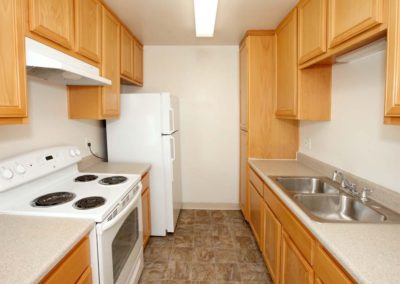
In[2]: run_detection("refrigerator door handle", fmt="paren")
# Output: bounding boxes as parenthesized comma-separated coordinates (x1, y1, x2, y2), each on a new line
(170, 136, 176, 161)
(169, 108, 175, 133)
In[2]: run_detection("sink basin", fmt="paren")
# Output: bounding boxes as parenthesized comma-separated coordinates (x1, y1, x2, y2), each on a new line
(274, 177, 339, 194)
(293, 194, 386, 222)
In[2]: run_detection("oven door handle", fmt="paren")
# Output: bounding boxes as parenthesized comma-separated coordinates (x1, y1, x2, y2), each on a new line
(98, 186, 141, 234)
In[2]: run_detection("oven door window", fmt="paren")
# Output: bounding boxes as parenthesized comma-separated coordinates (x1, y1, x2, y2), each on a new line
(112, 207, 139, 282)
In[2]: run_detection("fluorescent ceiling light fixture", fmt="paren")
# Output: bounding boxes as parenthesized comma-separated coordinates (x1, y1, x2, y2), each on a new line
(194, 0, 218, 37)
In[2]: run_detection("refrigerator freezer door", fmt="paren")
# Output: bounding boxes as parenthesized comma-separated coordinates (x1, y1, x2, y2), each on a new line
(162, 131, 182, 232)
(161, 93, 180, 134)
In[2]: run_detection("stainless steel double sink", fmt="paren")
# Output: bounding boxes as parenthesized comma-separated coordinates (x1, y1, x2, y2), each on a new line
(270, 176, 400, 223)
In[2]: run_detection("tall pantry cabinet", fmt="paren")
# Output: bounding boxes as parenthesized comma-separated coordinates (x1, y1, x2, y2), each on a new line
(239, 32, 298, 220)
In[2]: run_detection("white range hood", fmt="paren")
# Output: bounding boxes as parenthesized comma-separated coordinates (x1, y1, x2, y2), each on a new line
(25, 37, 111, 86)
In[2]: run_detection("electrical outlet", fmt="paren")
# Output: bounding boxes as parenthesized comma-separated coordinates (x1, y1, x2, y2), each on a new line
(85, 138, 91, 148)
(304, 138, 312, 150)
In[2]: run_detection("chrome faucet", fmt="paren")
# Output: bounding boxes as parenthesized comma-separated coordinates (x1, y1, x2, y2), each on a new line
(332, 170, 358, 196)
(359, 187, 372, 202)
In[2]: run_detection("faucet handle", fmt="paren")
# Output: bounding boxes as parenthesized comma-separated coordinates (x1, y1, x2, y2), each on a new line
(332, 170, 340, 182)
(360, 187, 372, 202)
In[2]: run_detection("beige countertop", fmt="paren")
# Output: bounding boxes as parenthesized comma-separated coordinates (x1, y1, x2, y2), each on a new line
(0, 214, 94, 284)
(249, 158, 400, 284)
(81, 161, 151, 177)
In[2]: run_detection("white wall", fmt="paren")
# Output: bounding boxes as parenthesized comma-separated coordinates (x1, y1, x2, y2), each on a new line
(300, 50, 400, 193)
(123, 46, 239, 207)
(0, 78, 106, 160)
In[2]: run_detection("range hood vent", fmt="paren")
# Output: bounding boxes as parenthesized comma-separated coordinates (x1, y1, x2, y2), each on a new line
(25, 37, 111, 86)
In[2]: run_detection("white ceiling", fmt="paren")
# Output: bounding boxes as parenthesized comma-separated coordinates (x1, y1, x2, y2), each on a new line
(104, 0, 298, 45)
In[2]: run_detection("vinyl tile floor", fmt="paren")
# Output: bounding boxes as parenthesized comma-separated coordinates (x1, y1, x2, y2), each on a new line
(139, 210, 273, 284)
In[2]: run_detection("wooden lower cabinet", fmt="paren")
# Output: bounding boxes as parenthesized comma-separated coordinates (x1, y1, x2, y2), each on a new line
(248, 181, 264, 248)
(41, 236, 91, 284)
(141, 172, 151, 247)
(239, 130, 248, 220)
(280, 230, 314, 284)
(314, 244, 353, 284)
(248, 166, 355, 284)
(262, 201, 281, 283)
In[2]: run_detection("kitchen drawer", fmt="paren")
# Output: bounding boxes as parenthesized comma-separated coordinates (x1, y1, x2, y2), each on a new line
(249, 168, 263, 197)
(141, 172, 150, 191)
(264, 183, 315, 264)
(314, 244, 354, 284)
(42, 237, 90, 283)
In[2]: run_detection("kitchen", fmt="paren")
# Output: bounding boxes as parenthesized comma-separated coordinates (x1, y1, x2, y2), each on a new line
(1, 0, 400, 283)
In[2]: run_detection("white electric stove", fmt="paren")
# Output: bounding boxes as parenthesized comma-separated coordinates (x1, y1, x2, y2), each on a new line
(0, 146, 144, 284)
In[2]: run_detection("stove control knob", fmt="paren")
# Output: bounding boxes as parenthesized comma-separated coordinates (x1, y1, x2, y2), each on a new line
(1, 168, 14, 180)
(74, 149, 81, 156)
(69, 149, 77, 157)
(15, 164, 26, 175)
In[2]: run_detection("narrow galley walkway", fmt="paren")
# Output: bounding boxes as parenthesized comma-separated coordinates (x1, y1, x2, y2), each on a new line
(139, 209, 273, 284)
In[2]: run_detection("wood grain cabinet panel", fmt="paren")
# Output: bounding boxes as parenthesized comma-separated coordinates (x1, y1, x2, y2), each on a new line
(263, 201, 281, 283)
(101, 8, 120, 117)
(240, 42, 249, 130)
(76, 267, 92, 284)
(239, 130, 248, 220)
(141, 172, 151, 247)
(29, 0, 74, 49)
(133, 40, 144, 85)
(120, 26, 135, 81)
(314, 245, 354, 284)
(385, 0, 400, 124)
(276, 9, 298, 118)
(74, 0, 101, 62)
(328, 0, 384, 48)
(249, 182, 264, 248)
(280, 230, 314, 284)
(42, 237, 91, 283)
(68, 6, 120, 119)
(0, 0, 28, 121)
(298, 0, 327, 63)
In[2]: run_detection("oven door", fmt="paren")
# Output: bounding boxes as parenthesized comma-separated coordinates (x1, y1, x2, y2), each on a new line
(96, 186, 143, 284)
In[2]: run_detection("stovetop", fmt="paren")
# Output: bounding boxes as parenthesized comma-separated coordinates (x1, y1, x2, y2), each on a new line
(0, 172, 141, 222)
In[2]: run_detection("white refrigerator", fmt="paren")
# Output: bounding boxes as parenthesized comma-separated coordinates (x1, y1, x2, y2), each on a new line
(106, 93, 182, 236)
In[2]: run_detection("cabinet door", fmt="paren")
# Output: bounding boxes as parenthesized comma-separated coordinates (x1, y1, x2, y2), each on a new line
(385, 0, 400, 121)
(121, 27, 134, 80)
(328, 0, 384, 48)
(29, 0, 74, 49)
(74, 0, 101, 62)
(240, 41, 249, 130)
(101, 8, 120, 117)
(276, 9, 298, 118)
(133, 40, 143, 85)
(263, 202, 282, 283)
(280, 230, 314, 284)
(298, 0, 327, 63)
(142, 187, 151, 247)
(0, 0, 27, 119)
(239, 130, 248, 220)
(76, 267, 92, 284)
(314, 245, 353, 284)
(249, 182, 263, 248)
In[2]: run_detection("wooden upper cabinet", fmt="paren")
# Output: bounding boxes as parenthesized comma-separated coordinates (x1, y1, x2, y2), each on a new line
(328, 0, 384, 48)
(133, 40, 144, 85)
(280, 230, 314, 284)
(276, 9, 298, 118)
(263, 202, 281, 284)
(120, 27, 135, 81)
(29, 0, 74, 49)
(74, 0, 101, 62)
(385, 0, 400, 124)
(240, 41, 249, 130)
(0, 0, 28, 122)
(298, 0, 327, 63)
(101, 7, 120, 117)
